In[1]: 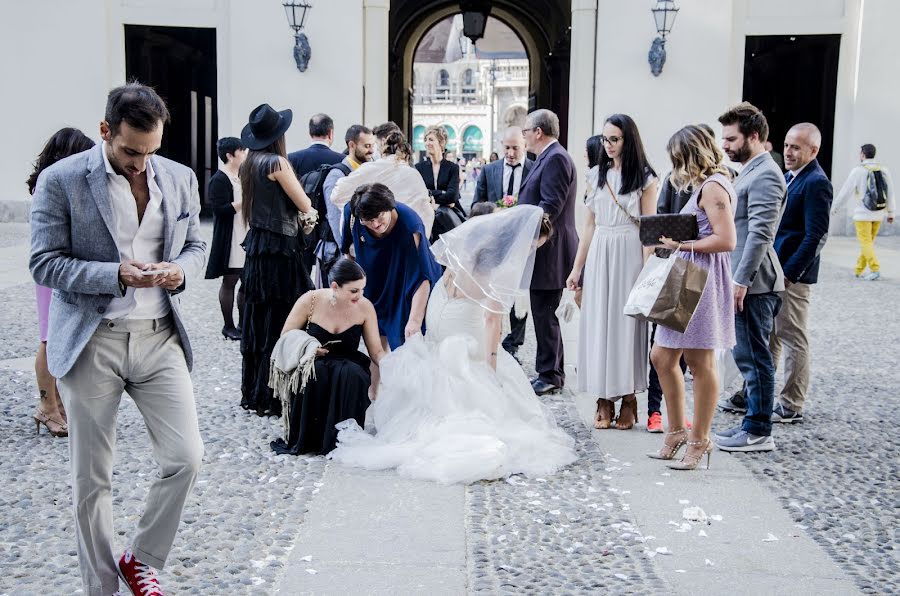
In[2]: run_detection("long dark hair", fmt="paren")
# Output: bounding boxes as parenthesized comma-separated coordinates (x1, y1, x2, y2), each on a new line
(586, 134, 603, 169)
(240, 135, 287, 226)
(27, 128, 95, 195)
(598, 114, 656, 195)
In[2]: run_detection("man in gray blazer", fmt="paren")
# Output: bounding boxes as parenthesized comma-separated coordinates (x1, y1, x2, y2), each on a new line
(30, 83, 206, 595)
(713, 103, 786, 453)
(473, 126, 534, 361)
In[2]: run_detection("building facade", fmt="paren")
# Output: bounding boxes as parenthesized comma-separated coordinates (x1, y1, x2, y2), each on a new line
(1, 0, 897, 237)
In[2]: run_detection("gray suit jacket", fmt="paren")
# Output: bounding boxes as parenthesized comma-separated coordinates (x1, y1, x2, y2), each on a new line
(30, 145, 207, 378)
(731, 152, 787, 294)
(473, 158, 534, 204)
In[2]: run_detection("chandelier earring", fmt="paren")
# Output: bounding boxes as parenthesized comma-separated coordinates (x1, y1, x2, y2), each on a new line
(329, 289, 337, 307)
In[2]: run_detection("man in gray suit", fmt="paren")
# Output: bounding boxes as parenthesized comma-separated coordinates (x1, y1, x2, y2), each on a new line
(713, 102, 786, 453)
(473, 126, 534, 361)
(30, 83, 206, 595)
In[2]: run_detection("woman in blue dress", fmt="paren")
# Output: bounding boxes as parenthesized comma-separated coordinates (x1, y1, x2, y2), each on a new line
(341, 183, 442, 351)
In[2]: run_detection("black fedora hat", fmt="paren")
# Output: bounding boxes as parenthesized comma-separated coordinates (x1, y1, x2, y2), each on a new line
(241, 103, 293, 150)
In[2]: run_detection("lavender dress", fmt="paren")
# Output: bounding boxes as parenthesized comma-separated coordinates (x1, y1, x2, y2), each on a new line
(656, 173, 736, 350)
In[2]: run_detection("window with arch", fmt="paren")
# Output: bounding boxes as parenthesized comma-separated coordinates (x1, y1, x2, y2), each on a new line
(436, 69, 451, 101)
(461, 68, 476, 103)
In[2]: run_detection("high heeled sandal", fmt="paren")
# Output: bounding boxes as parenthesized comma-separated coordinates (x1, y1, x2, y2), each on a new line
(668, 439, 713, 471)
(646, 428, 687, 460)
(614, 394, 638, 430)
(33, 409, 68, 437)
(594, 398, 614, 429)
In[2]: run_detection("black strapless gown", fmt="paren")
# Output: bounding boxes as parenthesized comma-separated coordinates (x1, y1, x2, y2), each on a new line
(271, 323, 372, 455)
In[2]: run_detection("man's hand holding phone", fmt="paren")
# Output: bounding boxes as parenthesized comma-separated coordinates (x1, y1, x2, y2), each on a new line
(119, 260, 184, 291)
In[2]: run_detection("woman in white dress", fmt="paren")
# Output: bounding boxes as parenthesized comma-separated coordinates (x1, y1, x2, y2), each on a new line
(567, 115, 658, 431)
(329, 131, 435, 238)
(329, 206, 577, 484)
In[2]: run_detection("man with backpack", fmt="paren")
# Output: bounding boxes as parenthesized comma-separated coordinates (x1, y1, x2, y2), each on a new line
(832, 143, 896, 281)
(300, 125, 375, 285)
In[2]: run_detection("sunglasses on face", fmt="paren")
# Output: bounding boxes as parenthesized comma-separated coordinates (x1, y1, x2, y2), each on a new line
(600, 135, 623, 145)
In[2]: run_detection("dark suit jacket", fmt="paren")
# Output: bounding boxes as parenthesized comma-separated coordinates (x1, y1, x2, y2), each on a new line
(516, 141, 578, 290)
(288, 143, 345, 178)
(473, 158, 534, 204)
(773, 159, 833, 284)
(415, 159, 460, 207)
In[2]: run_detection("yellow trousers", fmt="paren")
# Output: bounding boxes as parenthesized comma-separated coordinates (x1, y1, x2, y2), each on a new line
(854, 220, 882, 275)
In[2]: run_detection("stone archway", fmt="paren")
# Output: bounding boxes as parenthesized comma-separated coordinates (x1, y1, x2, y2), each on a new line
(389, 0, 571, 144)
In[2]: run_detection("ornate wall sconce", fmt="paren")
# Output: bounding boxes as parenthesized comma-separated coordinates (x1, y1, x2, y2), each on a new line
(648, 0, 679, 77)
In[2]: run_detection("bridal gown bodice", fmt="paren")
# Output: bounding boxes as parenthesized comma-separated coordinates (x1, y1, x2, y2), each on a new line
(328, 277, 577, 484)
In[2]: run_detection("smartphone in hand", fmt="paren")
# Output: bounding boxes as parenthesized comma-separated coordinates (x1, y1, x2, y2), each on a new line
(139, 268, 171, 276)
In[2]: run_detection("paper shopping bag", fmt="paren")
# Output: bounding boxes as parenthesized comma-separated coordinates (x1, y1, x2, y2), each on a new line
(624, 253, 708, 333)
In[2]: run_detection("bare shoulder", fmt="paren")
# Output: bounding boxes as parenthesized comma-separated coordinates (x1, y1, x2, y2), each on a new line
(698, 180, 732, 211)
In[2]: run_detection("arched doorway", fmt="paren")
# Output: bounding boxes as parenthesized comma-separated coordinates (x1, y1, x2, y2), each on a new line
(389, 0, 571, 146)
(410, 13, 529, 163)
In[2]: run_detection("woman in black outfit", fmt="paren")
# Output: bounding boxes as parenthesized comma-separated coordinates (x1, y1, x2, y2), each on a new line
(205, 137, 248, 340)
(272, 257, 386, 455)
(239, 104, 317, 417)
(415, 125, 464, 242)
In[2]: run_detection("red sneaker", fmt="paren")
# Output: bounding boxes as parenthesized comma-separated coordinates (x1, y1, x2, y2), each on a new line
(118, 548, 164, 595)
(647, 412, 663, 433)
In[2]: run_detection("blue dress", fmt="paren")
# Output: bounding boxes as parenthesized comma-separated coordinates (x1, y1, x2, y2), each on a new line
(344, 202, 442, 349)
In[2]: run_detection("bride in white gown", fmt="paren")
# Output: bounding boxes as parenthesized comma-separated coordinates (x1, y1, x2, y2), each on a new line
(329, 206, 577, 484)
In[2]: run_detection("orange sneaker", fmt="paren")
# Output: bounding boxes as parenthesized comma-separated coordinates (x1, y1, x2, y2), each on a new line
(647, 412, 663, 433)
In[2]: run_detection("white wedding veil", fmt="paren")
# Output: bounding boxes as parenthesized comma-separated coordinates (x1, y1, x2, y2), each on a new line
(431, 205, 544, 314)
(329, 156, 435, 236)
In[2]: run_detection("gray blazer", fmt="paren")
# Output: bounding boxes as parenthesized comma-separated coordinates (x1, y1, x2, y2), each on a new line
(731, 152, 787, 294)
(472, 158, 534, 204)
(29, 145, 207, 378)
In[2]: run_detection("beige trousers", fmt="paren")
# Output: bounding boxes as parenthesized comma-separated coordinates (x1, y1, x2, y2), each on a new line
(769, 282, 812, 412)
(57, 317, 203, 596)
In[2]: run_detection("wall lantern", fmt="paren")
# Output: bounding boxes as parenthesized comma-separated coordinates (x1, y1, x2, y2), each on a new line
(460, 1, 492, 46)
(648, 0, 679, 77)
(283, 0, 312, 72)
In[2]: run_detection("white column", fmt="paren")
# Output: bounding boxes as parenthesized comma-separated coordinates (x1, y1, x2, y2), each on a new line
(363, 0, 390, 125)
(568, 0, 598, 191)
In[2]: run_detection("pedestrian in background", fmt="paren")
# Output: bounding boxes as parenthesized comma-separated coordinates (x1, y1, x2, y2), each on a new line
(205, 136, 248, 341)
(832, 143, 895, 280)
(26, 127, 95, 437)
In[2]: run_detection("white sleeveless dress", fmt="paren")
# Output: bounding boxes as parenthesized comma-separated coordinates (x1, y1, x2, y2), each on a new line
(328, 277, 577, 484)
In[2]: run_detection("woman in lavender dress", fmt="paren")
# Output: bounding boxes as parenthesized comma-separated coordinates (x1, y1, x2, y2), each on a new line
(649, 125, 737, 471)
(26, 128, 96, 437)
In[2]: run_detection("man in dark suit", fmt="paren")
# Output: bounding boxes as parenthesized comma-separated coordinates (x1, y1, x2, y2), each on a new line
(770, 123, 832, 424)
(287, 113, 344, 178)
(517, 109, 578, 395)
(473, 127, 534, 361)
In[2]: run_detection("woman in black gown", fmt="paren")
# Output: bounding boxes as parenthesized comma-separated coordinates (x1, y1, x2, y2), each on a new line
(239, 104, 317, 417)
(272, 258, 386, 455)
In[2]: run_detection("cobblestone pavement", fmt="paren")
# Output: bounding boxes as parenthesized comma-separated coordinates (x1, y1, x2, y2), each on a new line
(466, 392, 668, 594)
(1, 221, 898, 594)
(715, 264, 900, 594)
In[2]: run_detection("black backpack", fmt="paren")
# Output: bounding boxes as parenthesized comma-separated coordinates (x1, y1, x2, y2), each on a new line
(862, 166, 889, 211)
(300, 162, 351, 246)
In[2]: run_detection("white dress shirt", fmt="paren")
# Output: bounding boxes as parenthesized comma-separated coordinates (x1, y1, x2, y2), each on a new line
(785, 161, 809, 187)
(102, 142, 170, 320)
(502, 160, 525, 197)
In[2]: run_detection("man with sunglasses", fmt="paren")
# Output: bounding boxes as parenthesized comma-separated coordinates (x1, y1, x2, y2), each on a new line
(518, 109, 578, 395)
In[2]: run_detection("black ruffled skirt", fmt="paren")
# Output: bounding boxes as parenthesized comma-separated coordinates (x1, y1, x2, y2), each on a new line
(240, 227, 314, 417)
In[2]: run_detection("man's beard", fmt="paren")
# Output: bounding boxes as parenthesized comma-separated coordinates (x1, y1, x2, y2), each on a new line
(727, 143, 752, 164)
